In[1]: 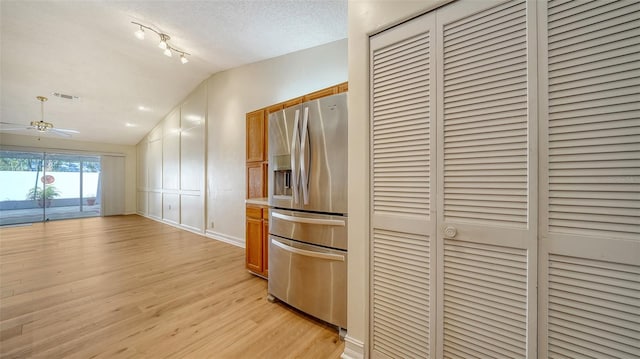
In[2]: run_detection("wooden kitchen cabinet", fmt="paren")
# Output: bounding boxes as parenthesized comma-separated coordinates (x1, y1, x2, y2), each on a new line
(283, 97, 303, 109)
(246, 109, 266, 163)
(304, 86, 338, 102)
(338, 82, 348, 93)
(245, 205, 269, 277)
(247, 162, 267, 199)
(262, 220, 269, 274)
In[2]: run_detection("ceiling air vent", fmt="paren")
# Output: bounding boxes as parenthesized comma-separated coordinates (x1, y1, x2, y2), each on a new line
(52, 92, 80, 100)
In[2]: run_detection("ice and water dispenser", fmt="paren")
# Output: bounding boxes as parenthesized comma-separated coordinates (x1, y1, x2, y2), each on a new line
(271, 154, 292, 197)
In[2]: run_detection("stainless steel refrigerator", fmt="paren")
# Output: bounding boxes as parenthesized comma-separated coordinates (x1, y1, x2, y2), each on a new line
(267, 92, 347, 336)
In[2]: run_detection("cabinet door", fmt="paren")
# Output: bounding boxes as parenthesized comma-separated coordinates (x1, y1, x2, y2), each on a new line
(262, 220, 269, 277)
(247, 162, 265, 199)
(246, 109, 265, 162)
(436, 1, 537, 357)
(246, 216, 263, 274)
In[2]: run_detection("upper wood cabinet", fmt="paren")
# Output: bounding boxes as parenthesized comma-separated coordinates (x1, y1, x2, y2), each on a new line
(266, 104, 283, 114)
(283, 97, 304, 109)
(247, 162, 267, 199)
(246, 109, 266, 163)
(338, 82, 348, 93)
(304, 86, 339, 102)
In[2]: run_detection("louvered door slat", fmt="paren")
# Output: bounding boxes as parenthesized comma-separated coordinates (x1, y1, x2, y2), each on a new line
(547, 0, 640, 240)
(371, 12, 436, 358)
(548, 255, 640, 358)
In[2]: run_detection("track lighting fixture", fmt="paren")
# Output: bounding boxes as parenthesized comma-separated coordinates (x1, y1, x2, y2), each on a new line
(131, 22, 190, 64)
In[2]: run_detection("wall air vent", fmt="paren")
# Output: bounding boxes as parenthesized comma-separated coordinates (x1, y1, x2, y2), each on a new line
(52, 92, 80, 100)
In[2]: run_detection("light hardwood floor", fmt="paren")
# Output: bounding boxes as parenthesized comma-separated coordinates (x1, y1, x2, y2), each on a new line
(0, 215, 344, 358)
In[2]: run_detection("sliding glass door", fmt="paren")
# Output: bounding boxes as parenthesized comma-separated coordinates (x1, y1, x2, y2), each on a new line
(0, 151, 46, 225)
(0, 150, 101, 226)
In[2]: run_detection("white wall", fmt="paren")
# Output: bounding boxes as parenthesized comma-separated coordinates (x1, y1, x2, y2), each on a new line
(206, 38, 348, 245)
(0, 133, 136, 214)
(346, 1, 449, 358)
(136, 81, 207, 233)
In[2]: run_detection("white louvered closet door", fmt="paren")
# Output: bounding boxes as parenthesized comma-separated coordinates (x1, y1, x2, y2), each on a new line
(370, 12, 437, 359)
(436, 1, 537, 358)
(538, 1, 640, 357)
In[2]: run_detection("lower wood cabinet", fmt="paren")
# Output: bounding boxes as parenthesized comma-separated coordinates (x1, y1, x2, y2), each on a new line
(245, 204, 269, 278)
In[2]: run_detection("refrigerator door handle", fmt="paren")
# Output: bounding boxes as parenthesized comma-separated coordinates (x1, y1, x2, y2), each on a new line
(290, 109, 301, 204)
(272, 239, 345, 262)
(272, 211, 346, 226)
(300, 106, 310, 205)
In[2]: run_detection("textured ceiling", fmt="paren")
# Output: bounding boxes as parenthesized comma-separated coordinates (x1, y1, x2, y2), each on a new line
(0, 0, 347, 145)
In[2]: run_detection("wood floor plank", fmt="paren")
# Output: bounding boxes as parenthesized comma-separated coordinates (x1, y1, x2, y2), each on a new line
(0, 215, 344, 358)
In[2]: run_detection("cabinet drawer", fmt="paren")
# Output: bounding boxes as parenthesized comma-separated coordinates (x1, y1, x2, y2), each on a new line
(246, 206, 263, 219)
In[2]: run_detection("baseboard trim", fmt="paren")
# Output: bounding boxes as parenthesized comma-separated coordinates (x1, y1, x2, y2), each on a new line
(137, 213, 244, 248)
(205, 230, 244, 248)
(341, 335, 365, 359)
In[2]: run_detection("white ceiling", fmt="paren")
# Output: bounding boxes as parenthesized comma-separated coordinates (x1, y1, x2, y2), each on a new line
(0, 0, 347, 146)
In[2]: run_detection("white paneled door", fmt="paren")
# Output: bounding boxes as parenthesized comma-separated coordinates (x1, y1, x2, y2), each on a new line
(370, 0, 639, 358)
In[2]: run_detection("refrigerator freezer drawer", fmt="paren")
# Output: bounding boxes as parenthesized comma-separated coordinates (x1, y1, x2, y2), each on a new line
(268, 236, 347, 329)
(270, 209, 348, 250)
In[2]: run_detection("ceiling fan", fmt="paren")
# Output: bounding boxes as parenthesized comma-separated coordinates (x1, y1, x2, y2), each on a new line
(0, 96, 80, 138)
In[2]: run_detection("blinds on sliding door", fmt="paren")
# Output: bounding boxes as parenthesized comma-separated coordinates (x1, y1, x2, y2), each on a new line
(101, 155, 125, 216)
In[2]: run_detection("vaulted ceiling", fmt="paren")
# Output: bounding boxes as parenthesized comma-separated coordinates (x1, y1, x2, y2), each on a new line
(0, 0, 347, 145)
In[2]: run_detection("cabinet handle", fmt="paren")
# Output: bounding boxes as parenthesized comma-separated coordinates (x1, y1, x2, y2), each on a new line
(272, 239, 345, 261)
(272, 212, 345, 226)
(290, 109, 301, 204)
(300, 106, 310, 205)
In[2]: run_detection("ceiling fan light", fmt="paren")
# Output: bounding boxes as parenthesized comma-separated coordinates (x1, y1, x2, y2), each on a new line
(134, 27, 145, 40)
(164, 48, 172, 57)
(180, 54, 188, 64)
(31, 120, 53, 132)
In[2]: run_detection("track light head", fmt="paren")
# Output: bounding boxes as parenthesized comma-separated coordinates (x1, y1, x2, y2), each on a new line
(164, 48, 172, 57)
(180, 54, 189, 64)
(158, 34, 170, 49)
(134, 26, 145, 40)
